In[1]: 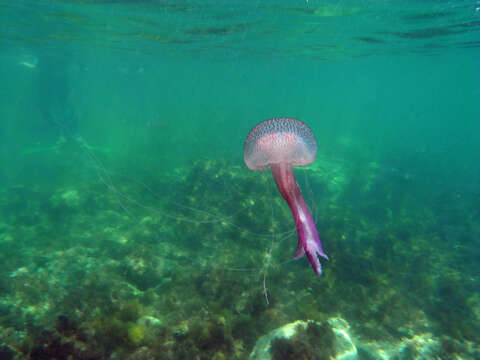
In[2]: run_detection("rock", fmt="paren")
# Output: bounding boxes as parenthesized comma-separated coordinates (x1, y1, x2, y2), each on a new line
(50, 188, 83, 209)
(248, 317, 451, 360)
(360, 332, 442, 360)
(137, 315, 163, 330)
(249, 317, 357, 360)
(328, 317, 358, 360)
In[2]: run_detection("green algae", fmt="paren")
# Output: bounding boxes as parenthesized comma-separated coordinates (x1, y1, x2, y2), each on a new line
(0, 155, 479, 359)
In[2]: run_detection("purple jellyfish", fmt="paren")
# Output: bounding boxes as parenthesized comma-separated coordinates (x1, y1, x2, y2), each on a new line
(244, 118, 328, 275)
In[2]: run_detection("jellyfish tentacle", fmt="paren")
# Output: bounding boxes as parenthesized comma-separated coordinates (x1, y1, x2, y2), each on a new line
(293, 242, 305, 259)
(271, 163, 328, 275)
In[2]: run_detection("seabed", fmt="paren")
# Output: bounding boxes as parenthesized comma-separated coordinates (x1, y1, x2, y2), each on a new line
(0, 151, 479, 359)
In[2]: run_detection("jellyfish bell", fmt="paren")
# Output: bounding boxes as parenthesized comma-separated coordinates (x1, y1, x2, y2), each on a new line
(244, 118, 328, 275)
(244, 118, 317, 170)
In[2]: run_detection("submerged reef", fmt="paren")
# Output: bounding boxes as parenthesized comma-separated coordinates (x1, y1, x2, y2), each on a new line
(0, 153, 479, 359)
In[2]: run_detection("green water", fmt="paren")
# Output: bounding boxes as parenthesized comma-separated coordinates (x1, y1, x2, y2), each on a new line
(0, 1, 479, 359)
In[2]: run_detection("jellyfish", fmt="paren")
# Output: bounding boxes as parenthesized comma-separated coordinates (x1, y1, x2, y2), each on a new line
(244, 118, 328, 275)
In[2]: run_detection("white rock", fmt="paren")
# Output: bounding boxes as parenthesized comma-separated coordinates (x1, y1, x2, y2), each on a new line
(362, 332, 442, 360)
(328, 317, 358, 360)
(137, 315, 163, 329)
(249, 317, 448, 360)
(249, 318, 357, 360)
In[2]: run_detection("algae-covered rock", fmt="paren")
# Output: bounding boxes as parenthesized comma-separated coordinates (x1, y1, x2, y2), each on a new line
(50, 188, 82, 208)
(249, 318, 451, 360)
(359, 332, 443, 360)
(249, 318, 357, 360)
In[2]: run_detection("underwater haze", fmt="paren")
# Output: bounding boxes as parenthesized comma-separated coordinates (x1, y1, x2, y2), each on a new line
(1, 0, 479, 359)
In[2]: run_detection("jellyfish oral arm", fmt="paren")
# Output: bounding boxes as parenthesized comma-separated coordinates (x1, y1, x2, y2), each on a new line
(270, 163, 328, 275)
